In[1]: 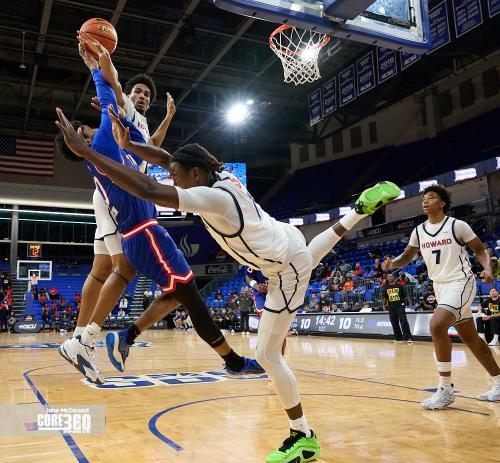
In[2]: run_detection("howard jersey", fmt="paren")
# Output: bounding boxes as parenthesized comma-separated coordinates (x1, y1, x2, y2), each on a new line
(176, 171, 304, 274)
(409, 216, 476, 284)
(88, 69, 156, 233)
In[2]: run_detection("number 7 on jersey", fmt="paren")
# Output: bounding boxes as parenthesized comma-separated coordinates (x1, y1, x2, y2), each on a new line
(431, 249, 441, 265)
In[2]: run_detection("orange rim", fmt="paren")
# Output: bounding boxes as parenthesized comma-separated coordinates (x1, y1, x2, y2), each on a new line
(269, 24, 330, 56)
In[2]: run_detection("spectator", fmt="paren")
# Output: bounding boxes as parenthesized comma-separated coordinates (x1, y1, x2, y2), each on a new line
(0, 303, 8, 332)
(237, 290, 252, 334)
(308, 292, 318, 305)
(117, 308, 126, 318)
(51, 300, 57, 314)
(8, 311, 16, 333)
(39, 293, 47, 305)
(382, 273, 413, 343)
(360, 302, 372, 313)
(373, 259, 383, 278)
(477, 287, 500, 346)
(331, 304, 339, 312)
(415, 252, 427, 274)
(66, 304, 72, 315)
(42, 307, 50, 330)
(495, 235, 500, 254)
(414, 274, 429, 298)
(353, 263, 363, 277)
(49, 286, 59, 301)
(5, 295, 13, 310)
(74, 292, 82, 304)
(352, 302, 362, 312)
(319, 292, 330, 309)
(32, 285, 39, 300)
(154, 285, 163, 299)
(342, 277, 354, 292)
(143, 288, 153, 310)
(397, 271, 410, 286)
(339, 260, 352, 275)
(421, 284, 437, 311)
(341, 302, 350, 312)
(306, 302, 322, 313)
(119, 296, 129, 313)
(353, 283, 366, 303)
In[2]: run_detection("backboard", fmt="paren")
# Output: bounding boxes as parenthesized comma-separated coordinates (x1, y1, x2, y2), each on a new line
(17, 260, 52, 281)
(213, 0, 431, 53)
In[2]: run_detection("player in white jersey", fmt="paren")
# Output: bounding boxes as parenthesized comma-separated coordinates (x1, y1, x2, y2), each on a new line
(59, 111, 401, 463)
(63, 36, 175, 381)
(383, 185, 500, 409)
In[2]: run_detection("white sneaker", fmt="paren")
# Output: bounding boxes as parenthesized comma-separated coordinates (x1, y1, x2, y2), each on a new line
(488, 339, 500, 346)
(407, 340, 414, 344)
(393, 340, 403, 344)
(58, 336, 105, 385)
(421, 386, 455, 410)
(477, 384, 500, 402)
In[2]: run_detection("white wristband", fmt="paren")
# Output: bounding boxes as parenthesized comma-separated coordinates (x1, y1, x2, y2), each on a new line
(250, 280, 257, 288)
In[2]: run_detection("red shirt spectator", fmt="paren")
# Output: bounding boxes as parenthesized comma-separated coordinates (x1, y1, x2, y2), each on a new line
(66, 305, 72, 314)
(5, 288, 12, 297)
(75, 292, 81, 304)
(49, 287, 59, 300)
(353, 263, 363, 277)
(40, 294, 47, 304)
(343, 278, 354, 291)
(6, 297, 12, 309)
(60, 295, 65, 305)
(51, 301, 57, 314)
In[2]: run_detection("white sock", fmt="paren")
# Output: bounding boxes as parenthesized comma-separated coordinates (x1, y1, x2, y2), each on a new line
(492, 334, 499, 342)
(339, 209, 367, 230)
(439, 376, 452, 389)
(492, 374, 500, 387)
(478, 332, 486, 341)
(289, 415, 311, 437)
(74, 326, 85, 337)
(307, 228, 342, 268)
(81, 322, 101, 347)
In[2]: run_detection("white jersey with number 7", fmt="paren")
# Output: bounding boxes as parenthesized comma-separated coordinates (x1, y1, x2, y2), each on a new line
(409, 216, 476, 284)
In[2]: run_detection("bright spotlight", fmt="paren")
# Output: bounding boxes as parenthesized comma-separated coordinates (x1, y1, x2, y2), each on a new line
(245, 99, 254, 105)
(300, 46, 317, 61)
(226, 103, 250, 124)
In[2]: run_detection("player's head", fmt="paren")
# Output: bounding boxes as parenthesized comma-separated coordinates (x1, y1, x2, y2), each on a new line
(490, 287, 499, 299)
(54, 120, 96, 162)
(124, 74, 157, 115)
(169, 143, 224, 188)
(422, 185, 451, 215)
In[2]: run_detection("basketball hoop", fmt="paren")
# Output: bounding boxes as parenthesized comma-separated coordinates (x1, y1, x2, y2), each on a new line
(269, 25, 330, 85)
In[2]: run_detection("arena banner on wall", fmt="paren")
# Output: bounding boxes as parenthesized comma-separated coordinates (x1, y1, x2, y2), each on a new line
(360, 215, 426, 239)
(308, 88, 323, 126)
(166, 224, 220, 264)
(452, 0, 483, 37)
(339, 65, 356, 107)
(428, 0, 451, 53)
(321, 77, 337, 117)
(376, 48, 397, 83)
(487, 0, 500, 17)
(356, 51, 376, 95)
(400, 51, 420, 70)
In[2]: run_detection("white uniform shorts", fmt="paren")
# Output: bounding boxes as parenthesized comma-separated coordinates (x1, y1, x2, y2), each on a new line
(264, 225, 312, 313)
(93, 189, 123, 256)
(434, 276, 476, 324)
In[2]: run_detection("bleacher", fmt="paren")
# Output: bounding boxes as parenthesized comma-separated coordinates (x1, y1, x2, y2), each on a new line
(267, 106, 500, 219)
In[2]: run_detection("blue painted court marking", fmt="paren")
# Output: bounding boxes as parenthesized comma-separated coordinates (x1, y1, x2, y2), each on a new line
(296, 369, 475, 400)
(23, 367, 89, 463)
(148, 392, 490, 452)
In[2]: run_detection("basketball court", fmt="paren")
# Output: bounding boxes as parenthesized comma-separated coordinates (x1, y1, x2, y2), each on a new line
(2, 0, 500, 462)
(0, 332, 498, 462)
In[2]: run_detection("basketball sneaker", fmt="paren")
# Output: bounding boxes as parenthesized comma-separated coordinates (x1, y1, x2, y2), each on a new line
(420, 386, 455, 410)
(106, 330, 129, 372)
(476, 384, 500, 402)
(224, 357, 265, 378)
(266, 429, 320, 463)
(58, 336, 104, 385)
(355, 181, 401, 215)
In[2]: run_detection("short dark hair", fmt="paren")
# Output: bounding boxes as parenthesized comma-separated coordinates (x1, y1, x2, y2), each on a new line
(124, 73, 157, 104)
(54, 120, 83, 162)
(172, 143, 224, 175)
(423, 184, 452, 214)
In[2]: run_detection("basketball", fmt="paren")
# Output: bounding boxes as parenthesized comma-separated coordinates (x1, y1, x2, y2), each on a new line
(80, 18, 117, 55)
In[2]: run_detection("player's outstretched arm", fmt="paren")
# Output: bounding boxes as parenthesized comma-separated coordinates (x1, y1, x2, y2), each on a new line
(55, 107, 179, 209)
(108, 104, 173, 169)
(78, 31, 125, 108)
(383, 245, 419, 271)
(149, 92, 176, 147)
(467, 237, 494, 284)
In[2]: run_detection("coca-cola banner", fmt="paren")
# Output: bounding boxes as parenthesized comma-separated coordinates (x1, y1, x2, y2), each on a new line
(204, 264, 235, 275)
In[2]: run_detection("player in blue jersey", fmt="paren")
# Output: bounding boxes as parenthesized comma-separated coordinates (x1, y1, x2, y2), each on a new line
(246, 267, 268, 317)
(55, 43, 262, 384)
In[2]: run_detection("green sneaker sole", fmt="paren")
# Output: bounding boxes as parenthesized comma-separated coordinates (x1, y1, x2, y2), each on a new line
(265, 437, 320, 463)
(355, 181, 401, 215)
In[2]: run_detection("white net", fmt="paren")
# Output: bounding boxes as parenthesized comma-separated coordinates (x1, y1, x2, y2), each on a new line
(269, 26, 330, 86)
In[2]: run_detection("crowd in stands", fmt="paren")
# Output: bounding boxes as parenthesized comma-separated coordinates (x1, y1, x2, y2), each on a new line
(0, 271, 13, 332)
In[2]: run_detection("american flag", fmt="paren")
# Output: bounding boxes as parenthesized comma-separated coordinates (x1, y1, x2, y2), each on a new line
(0, 136, 54, 177)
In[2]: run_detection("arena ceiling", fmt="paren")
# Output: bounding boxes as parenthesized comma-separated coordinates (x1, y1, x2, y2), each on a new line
(1, 1, 499, 197)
